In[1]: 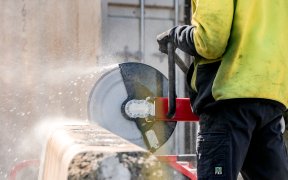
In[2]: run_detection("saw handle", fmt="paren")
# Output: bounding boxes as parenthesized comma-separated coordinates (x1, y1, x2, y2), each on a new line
(167, 42, 176, 118)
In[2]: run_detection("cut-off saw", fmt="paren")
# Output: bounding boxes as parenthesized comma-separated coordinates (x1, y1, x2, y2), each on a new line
(88, 43, 199, 153)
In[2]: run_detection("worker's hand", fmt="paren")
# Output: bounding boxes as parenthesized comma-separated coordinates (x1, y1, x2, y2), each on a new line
(156, 28, 176, 54)
(157, 25, 199, 57)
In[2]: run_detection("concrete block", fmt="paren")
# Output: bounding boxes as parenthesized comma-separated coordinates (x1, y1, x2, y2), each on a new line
(38, 125, 168, 180)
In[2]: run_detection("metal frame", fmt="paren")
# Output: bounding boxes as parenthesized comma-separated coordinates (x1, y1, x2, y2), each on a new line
(140, 0, 145, 62)
(157, 155, 197, 180)
(155, 97, 199, 121)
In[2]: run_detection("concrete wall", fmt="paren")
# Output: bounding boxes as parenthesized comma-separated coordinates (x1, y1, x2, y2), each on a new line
(100, 0, 185, 74)
(0, 1, 102, 179)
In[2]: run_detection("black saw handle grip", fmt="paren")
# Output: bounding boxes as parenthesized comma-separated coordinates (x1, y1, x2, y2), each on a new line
(167, 42, 176, 119)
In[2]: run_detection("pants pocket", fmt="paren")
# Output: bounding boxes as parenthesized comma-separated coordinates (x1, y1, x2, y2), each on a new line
(197, 132, 230, 179)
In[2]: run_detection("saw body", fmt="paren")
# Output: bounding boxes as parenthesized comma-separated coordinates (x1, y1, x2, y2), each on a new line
(88, 63, 179, 152)
(88, 44, 199, 153)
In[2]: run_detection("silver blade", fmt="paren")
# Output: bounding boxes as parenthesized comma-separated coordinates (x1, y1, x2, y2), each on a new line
(88, 67, 146, 148)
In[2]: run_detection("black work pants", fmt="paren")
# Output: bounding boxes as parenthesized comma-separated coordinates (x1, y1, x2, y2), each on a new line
(196, 101, 288, 180)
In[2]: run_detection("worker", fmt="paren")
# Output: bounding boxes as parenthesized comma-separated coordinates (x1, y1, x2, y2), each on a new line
(157, 1, 288, 179)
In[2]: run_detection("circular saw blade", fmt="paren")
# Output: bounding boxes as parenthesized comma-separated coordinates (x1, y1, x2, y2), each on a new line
(88, 62, 176, 152)
(88, 67, 146, 148)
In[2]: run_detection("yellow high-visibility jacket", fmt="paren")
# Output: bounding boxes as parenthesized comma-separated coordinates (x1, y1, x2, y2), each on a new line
(190, 0, 288, 109)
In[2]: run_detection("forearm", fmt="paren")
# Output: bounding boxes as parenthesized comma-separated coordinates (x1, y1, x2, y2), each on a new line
(172, 25, 199, 57)
(192, 0, 234, 59)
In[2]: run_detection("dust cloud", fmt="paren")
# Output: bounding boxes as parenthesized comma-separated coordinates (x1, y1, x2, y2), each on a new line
(0, 61, 117, 180)
(0, 0, 120, 179)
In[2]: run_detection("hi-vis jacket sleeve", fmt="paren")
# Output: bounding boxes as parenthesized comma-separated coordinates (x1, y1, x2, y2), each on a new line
(192, 0, 234, 59)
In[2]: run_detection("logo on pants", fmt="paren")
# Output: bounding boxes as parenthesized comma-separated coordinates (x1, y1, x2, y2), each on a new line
(215, 167, 223, 175)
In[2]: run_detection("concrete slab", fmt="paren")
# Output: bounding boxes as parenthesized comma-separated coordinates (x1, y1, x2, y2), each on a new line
(39, 125, 171, 180)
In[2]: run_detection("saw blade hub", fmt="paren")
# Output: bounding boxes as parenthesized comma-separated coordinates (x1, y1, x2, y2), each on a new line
(124, 99, 155, 119)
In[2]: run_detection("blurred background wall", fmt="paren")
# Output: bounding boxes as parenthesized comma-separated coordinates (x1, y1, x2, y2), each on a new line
(0, 1, 102, 178)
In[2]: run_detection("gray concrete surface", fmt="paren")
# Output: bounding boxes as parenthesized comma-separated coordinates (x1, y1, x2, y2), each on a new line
(39, 125, 182, 180)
